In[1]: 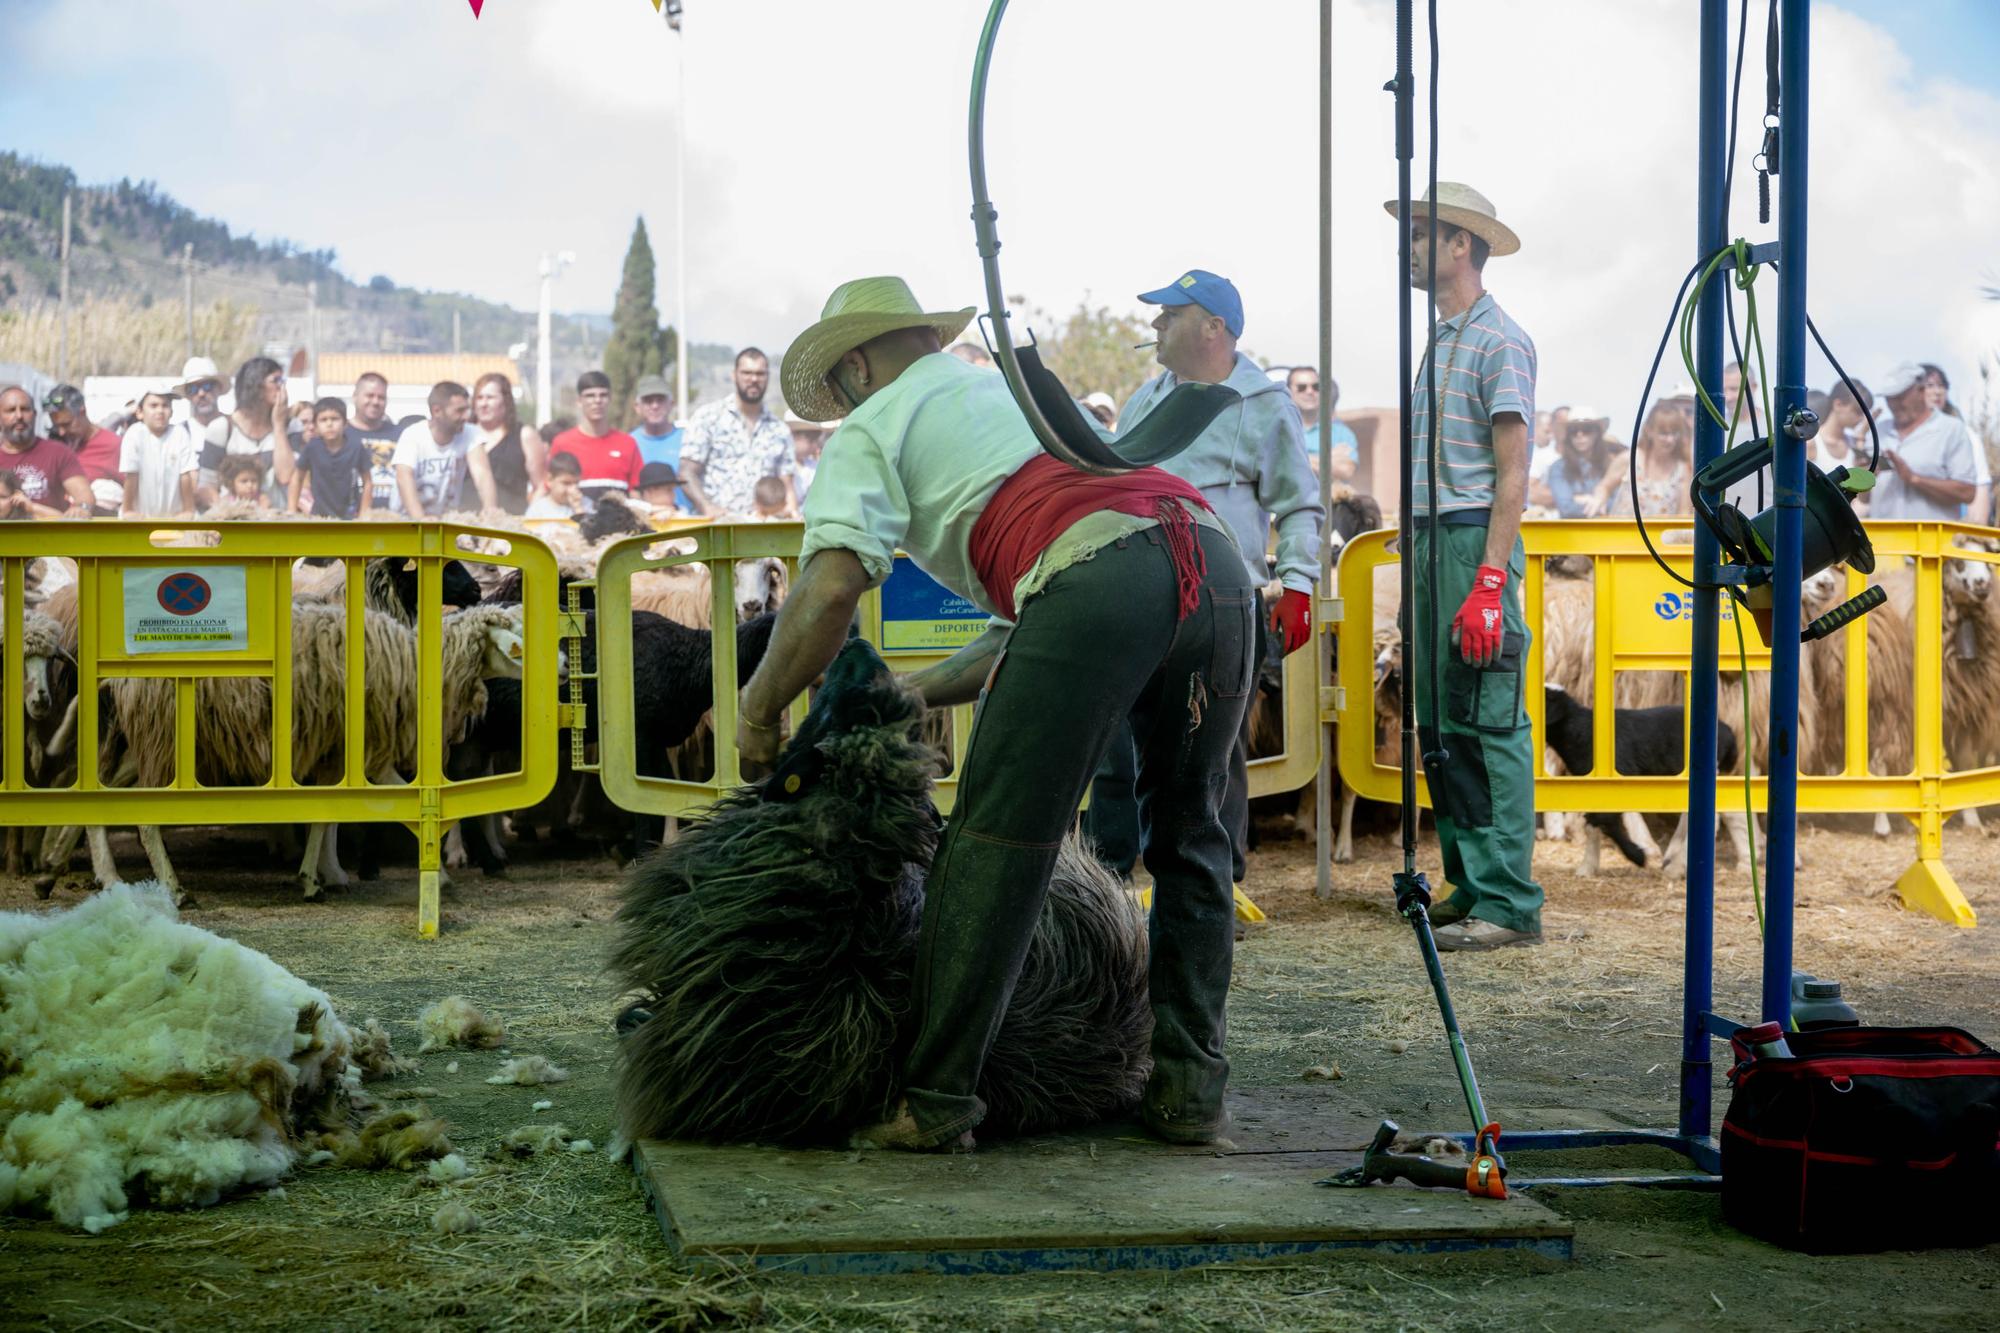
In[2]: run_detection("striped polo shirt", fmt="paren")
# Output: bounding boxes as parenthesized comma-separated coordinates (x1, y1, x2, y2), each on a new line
(1409, 292, 1537, 516)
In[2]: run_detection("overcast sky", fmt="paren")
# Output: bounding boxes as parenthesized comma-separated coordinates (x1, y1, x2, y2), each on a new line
(5, 0, 1999, 424)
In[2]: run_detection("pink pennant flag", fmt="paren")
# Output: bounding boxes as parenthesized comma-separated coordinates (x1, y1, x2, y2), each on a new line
(468, 0, 484, 16)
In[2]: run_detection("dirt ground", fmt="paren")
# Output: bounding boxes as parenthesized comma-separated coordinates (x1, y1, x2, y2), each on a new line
(4, 812, 1999, 1332)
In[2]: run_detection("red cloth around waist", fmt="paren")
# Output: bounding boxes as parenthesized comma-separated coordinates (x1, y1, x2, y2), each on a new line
(967, 454, 1213, 622)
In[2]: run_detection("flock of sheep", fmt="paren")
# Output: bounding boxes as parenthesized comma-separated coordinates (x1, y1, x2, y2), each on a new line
(6, 490, 1998, 905)
(3, 495, 787, 903)
(1313, 532, 2000, 876)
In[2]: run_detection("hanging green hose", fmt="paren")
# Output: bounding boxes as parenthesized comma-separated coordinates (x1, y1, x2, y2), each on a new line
(1678, 238, 1770, 940)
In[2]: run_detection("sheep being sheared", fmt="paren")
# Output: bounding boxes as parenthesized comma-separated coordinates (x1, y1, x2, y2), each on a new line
(611, 637, 1151, 1148)
(0, 882, 412, 1232)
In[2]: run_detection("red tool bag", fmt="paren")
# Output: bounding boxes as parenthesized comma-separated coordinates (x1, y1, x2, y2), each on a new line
(1721, 1026, 2000, 1252)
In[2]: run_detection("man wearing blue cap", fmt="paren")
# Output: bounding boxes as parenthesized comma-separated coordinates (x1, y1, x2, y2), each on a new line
(1084, 270, 1324, 885)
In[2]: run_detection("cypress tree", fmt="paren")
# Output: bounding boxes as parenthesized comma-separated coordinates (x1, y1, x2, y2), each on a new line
(604, 216, 665, 428)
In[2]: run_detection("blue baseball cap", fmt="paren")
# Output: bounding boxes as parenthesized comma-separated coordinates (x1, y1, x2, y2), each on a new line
(1137, 269, 1244, 338)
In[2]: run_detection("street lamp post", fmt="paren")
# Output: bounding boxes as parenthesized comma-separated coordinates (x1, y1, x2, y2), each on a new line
(666, 0, 689, 421)
(537, 250, 576, 422)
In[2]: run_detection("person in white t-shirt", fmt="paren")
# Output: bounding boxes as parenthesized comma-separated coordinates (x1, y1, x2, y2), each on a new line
(119, 389, 198, 517)
(392, 381, 477, 517)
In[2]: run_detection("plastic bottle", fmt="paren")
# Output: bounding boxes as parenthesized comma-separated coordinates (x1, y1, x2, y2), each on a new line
(1741, 1021, 1794, 1060)
(1790, 971, 1862, 1030)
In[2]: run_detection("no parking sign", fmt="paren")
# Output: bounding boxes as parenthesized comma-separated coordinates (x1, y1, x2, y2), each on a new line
(122, 565, 249, 654)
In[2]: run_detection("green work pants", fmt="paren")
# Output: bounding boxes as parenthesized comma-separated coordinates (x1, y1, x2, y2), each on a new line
(902, 524, 1254, 1145)
(1410, 521, 1544, 933)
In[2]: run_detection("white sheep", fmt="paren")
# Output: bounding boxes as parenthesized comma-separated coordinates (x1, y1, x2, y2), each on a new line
(4, 610, 77, 879)
(1801, 565, 1914, 837)
(78, 605, 525, 901)
(1936, 548, 2000, 832)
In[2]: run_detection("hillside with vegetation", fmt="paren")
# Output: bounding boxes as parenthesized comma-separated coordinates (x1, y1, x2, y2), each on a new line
(0, 153, 732, 414)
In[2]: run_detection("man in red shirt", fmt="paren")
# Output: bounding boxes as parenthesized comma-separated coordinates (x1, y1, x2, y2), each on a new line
(548, 370, 642, 502)
(0, 386, 94, 518)
(44, 384, 124, 515)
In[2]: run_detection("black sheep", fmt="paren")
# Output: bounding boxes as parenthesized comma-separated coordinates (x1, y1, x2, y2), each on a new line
(1541, 684, 1740, 868)
(611, 637, 1152, 1148)
(444, 612, 778, 869)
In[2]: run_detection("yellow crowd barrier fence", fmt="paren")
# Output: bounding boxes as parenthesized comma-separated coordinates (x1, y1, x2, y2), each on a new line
(0, 521, 560, 938)
(1332, 518, 1995, 928)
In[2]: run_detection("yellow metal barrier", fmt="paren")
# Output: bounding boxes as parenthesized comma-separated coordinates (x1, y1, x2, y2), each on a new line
(589, 521, 976, 817)
(587, 523, 1271, 922)
(0, 521, 560, 938)
(1333, 518, 1995, 928)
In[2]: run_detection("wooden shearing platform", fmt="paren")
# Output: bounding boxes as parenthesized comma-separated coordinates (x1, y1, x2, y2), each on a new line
(633, 1088, 1574, 1274)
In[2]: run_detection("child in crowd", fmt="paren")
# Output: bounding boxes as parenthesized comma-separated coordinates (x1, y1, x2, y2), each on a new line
(119, 389, 198, 518)
(636, 461, 687, 516)
(0, 471, 27, 520)
(288, 398, 373, 519)
(216, 455, 272, 510)
(525, 451, 590, 519)
(749, 474, 794, 520)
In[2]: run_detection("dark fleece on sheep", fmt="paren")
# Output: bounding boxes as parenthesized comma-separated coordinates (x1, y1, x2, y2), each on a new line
(611, 638, 1152, 1146)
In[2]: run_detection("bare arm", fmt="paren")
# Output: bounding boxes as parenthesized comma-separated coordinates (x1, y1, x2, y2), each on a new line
(272, 426, 298, 487)
(738, 548, 873, 751)
(286, 467, 306, 514)
(61, 475, 94, 517)
(902, 624, 1012, 709)
(1888, 452, 1977, 505)
(1483, 413, 1529, 568)
(396, 465, 428, 519)
(465, 444, 499, 511)
(177, 470, 196, 515)
(521, 426, 548, 496)
(678, 458, 719, 516)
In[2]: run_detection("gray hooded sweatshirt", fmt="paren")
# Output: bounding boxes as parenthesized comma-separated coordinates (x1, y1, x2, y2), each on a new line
(1117, 351, 1325, 592)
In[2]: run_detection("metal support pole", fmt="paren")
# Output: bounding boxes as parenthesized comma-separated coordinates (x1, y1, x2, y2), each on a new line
(57, 192, 71, 382)
(182, 243, 195, 359)
(537, 256, 555, 423)
(1681, 0, 1729, 1144)
(673, 15, 690, 420)
(1762, 0, 1810, 1027)
(1315, 0, 1335, 901)
(307, 280, 319, 396)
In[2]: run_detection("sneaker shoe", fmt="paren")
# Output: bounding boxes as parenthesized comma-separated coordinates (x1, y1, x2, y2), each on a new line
(1434, 919, 1542, 952)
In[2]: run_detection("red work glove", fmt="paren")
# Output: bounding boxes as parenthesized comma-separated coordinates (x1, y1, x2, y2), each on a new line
(1452, 565, 1508, 666)
(1269, 588, 1312, 656)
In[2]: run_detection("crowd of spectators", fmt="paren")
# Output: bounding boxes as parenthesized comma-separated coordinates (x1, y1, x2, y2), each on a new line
(0, 347, 828, 527)
(2, 348, 1986, 531)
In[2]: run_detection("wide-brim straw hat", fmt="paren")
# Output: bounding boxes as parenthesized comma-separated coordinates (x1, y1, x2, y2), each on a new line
(1381, 181, 1520, 257)
(175, 355, 225, 395)
(781, 276, 975, 422)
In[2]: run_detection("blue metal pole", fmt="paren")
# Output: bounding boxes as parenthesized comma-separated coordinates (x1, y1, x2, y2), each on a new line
(1681, 0, 1728, 1141)
(1762, 0, 1810, 1027)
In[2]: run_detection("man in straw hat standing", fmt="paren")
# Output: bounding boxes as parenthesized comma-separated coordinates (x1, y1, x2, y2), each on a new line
(741, 276, 1254, 1150)
(1391, 182, 1545, 952)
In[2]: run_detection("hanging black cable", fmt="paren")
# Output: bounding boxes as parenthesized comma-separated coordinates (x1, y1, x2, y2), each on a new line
(1391, 0, 1417, 872)
(1421, 0, 1445, 783)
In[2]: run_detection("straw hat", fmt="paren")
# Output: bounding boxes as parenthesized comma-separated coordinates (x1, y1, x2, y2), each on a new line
(781, 277, 975, 422)
(1381, 182, 1520, 257)
(175, 355, 225, 395)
